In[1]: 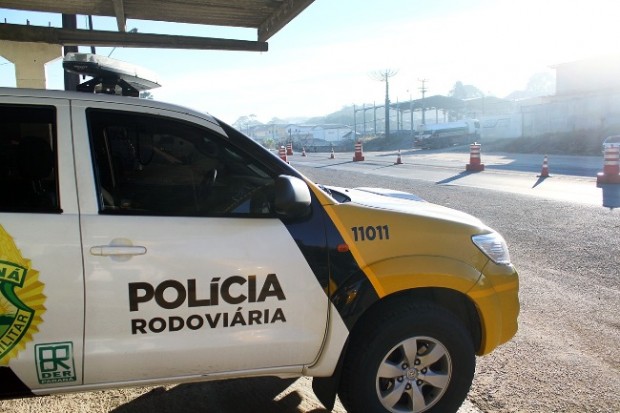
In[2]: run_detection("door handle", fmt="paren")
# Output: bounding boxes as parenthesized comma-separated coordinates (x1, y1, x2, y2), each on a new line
(90, 245, 147, 256)
(90, 238, 147, 258)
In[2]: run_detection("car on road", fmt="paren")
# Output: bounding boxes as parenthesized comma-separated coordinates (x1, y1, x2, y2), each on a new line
(0, 54, 519, 413)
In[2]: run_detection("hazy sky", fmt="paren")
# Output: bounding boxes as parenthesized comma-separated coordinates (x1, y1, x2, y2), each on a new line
(1, 0, 619, 123)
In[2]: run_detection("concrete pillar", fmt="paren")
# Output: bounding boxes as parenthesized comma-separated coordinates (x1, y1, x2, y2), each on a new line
(0, 41, 62, 89)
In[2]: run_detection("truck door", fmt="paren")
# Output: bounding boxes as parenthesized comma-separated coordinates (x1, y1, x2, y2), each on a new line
(71, 102, 329, 385)
(0, 97, 84, 397)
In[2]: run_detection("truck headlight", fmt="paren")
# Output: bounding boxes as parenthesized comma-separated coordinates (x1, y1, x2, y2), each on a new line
(472, 232, 511, 265)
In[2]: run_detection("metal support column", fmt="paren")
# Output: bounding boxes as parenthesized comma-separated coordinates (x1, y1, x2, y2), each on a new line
(62, 14, 79, 91)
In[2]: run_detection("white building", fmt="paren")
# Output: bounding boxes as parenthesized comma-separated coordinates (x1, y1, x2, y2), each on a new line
(312, 124, 352, 142)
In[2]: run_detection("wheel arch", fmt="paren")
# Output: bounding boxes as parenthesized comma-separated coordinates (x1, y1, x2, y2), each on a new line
(311, 286, 482, 410)
(336, 288, 479, 413)
(356, 287, 482, 353)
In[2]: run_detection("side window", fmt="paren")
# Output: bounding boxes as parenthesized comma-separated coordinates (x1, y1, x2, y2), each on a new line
(87, 109, 276, 217)
(0, 104, 59, 213)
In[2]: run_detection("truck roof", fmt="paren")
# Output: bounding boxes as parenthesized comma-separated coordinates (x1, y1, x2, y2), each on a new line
(0, 86, 220, 127)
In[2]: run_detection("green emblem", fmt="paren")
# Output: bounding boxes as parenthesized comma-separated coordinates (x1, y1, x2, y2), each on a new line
(0, 225, 46, 366)
(0, 260, 35, 361)
(35, 342, 77, 384)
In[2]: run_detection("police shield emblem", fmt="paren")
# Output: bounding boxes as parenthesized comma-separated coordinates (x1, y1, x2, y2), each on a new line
(0, 226, 45, 365)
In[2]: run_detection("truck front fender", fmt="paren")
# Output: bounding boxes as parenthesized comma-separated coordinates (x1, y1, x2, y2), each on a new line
(367, 255, 482, 297)
(306, 255, 483, 410)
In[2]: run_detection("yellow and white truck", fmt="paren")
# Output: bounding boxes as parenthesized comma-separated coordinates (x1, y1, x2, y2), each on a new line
(0, 54, 519, 413)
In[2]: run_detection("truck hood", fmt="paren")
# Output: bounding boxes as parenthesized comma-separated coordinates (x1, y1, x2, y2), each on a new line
(325, 185, 484, 228)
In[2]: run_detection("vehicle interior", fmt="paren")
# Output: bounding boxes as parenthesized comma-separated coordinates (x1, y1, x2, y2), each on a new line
(87, 109, 275, 217)
(0, 104, 59, 212)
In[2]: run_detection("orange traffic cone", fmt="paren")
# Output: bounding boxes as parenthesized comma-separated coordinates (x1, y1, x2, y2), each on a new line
(538, 155, 550, 177)
(353, 141, 365, 162)
(395, 149, 403, 165)
(465, 142, 485, 172)
(278, 146, 288, 163)
(597, 147, 620, 184)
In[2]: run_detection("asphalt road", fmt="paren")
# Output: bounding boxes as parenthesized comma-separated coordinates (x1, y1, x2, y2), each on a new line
(293, 150, 620, 412)
(290, 150, 613, 208)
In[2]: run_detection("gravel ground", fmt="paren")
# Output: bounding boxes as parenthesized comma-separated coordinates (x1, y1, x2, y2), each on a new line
(0, 376, 482, 413)
(2, 165, 618, 413)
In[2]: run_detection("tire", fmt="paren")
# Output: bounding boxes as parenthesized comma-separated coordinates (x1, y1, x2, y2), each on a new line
(338, 301, 476, 413)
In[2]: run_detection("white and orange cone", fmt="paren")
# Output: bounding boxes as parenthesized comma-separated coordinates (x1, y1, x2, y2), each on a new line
(353, 141, 365, 162)
(538, 155, 550, 177)
(395, 149, 403, 165)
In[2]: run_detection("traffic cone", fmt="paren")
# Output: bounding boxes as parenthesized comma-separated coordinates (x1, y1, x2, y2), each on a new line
(395, 149, 403, 165)
(538, 155, 550, 177)
(597, 146, 620, 185)
(329, 148, 335, 159)
(465, 142, 485, 172)
(278, 146, 288, 163)
(302, 147, 307, 157)
(353, 141, 365, 162)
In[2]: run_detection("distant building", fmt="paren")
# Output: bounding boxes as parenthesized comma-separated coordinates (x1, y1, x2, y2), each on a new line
(283, 124, 351, 145)
(312, 124, 352, 142)
(247, 124, 273, 140)
(459, 56, 620, 139)
(479, 114, 522, 139)
(246, 123, 353, 148)
(285, 124, 315, 140)
(554, 55, 620, 95)
(521, 55, 620, 137)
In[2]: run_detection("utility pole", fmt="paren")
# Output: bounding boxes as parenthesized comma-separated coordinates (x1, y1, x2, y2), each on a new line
(419, 78, 428, 125)
(353, 104, 357, 137)
(372, 69, 398, 139)
(373, 102, 377, 136)
(362, 104, 366, 136)
(409, 91, 414, 138)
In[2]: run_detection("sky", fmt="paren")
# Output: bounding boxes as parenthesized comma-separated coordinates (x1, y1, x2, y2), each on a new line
(1, 0, 619, 124)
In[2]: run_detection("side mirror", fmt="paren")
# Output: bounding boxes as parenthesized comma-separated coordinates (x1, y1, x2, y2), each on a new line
(274, 175, 311, 218)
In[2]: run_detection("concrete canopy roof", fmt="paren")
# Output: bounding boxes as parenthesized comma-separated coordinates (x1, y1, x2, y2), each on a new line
(0, 0, 315, 51)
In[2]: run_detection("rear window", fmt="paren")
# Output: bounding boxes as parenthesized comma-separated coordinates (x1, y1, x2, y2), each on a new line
(0, 104, 60, 213)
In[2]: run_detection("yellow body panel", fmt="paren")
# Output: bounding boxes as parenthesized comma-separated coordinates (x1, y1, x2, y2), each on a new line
(307, 181, 520, 355)
(368, 255, 482, 296)
(321, 202, 488, 296)
(468, 262, 520, 354)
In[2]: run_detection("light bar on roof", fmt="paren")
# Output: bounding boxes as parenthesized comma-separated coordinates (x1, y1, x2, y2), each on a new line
(63, 53, 161, 96)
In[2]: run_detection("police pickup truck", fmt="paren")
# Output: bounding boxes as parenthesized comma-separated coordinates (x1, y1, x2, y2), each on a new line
(0, 53, 519, 413)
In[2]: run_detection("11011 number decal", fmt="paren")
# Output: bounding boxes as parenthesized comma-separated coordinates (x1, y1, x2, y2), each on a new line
(351, 225, 390, 242)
